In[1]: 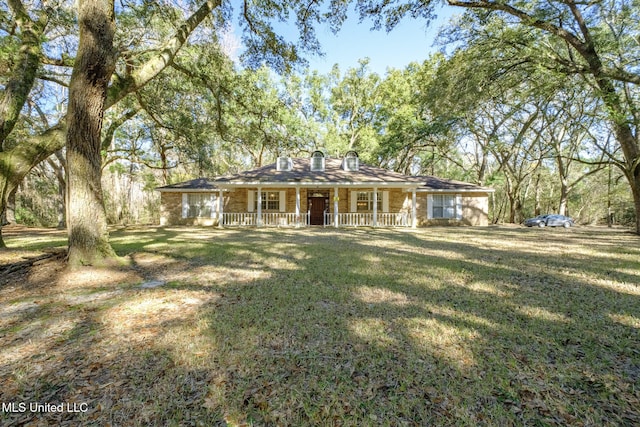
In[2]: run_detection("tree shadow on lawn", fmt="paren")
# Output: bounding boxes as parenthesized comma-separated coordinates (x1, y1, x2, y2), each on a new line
(1, 227, 638, 425)
(402, 226, 640, 288)
(0, 295, 226, 426)
(115, 227, 640, 424)
(188, 229, 639, 425)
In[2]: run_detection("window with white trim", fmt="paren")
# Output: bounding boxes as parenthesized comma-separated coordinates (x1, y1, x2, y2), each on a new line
(310, 151, 325, 171)
(356, 191, 382, 212)
(276, 157, 293, 171)
(432, 194, 457, 219)
(186, 193, 216, 218)
(344, 151, 359, 171)
(254, 191, 281, 211)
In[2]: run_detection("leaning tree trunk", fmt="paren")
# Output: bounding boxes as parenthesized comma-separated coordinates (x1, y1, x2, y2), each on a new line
(605, 110, 640, 234)
(4, 188, 16, 224)
(592, 82, 640, 233)
(558, 179, 569, 216)
(505, 176, 519, 224)
(0, 125, 66, 248)
(631, 174, 640, 234)
(579, 42, 640, 233)
(66, 0, 117, 266)
(533, 172, 542, 216)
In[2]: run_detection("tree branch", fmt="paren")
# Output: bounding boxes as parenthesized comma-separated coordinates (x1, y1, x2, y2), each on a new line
(101, 109, 140, 152)
(106, 0, 222, 109)
(0, 1, 49, 145)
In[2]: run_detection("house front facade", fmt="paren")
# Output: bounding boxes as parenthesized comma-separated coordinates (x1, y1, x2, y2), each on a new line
(156, 151, 493, 228)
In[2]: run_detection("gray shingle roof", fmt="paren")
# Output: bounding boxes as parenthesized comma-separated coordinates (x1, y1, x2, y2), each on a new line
(156, 178, 219, 191)
(416, 176, 493, 192)
(215, 158, 424, 184)
(156, 158, 492, 192)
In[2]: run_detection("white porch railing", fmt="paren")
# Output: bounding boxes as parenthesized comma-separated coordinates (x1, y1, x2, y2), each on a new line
(377, 213, 410, 227)
(222, 213, 309, 227)
(222, 212, 257, 226)
(331, 213, 374, 227)
(261, 212, 308, 227)
(324, 212, 410, 227)
(221, 212, 409, 227)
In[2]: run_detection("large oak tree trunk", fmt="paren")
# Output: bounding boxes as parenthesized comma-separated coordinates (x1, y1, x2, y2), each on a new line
(0, 1, 219, 249)
(630, 174, 640, 233)
(596, 87, 640, 234)
(66, 0, 117, 266)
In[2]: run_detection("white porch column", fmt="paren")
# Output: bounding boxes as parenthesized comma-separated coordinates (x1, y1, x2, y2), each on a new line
(257, 187, 262, 227)
(334, 187, 339, 228)
(295, 187, 301, 227)
(373, 187, 378, 227)
(218, 189, 224, 227)
(411, 189, 417, 228)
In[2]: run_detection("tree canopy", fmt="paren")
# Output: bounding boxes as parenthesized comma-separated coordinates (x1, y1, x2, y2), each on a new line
(1, 0, 638, 257)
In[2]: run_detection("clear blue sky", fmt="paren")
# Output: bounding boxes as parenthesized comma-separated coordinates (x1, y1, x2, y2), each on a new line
(304, 6, 458, 75)
(229, 6, 460, 76)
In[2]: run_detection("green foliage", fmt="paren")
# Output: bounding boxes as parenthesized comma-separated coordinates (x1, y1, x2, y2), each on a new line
(15, 171, 61, 227)
(320, 59, 382, 161)
(617, 203, 638, 226)
(14, 205, 43, 227)
(3, 0, 639, 233)
(373, 58, 458, 174)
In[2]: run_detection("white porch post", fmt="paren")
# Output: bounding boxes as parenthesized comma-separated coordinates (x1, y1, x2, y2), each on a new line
(295, 187, 301, 227)
(412, 189, 417, 228)
(218, 189, 224, 227)
(373, 187, 378, 227)
(257, 187, 262, 227)
(334, 187, 339, 228)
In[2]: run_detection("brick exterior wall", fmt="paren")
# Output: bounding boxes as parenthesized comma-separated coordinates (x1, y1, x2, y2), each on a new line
(414, 192, 489, 226)
(160, 192, 225, 226)
(160, 192, 182, 226)
(159, 188, 490, 226)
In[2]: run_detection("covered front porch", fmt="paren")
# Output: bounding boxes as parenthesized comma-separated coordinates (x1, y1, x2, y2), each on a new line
(216, 186, 418, 228)
(157, 155, 492, 227)
(219, 211, 411, 227)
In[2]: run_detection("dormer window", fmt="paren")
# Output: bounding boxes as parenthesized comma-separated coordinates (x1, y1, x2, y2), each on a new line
(343, 151, 359, 171)
(276, 157, 293, 171)
(310, 150, 325, 171)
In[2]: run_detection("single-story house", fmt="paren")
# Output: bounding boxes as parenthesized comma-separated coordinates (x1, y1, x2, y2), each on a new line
(156, 151, 493, 228)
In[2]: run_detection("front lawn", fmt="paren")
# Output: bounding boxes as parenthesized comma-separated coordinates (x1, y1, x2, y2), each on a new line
(1, 226, 639, 425)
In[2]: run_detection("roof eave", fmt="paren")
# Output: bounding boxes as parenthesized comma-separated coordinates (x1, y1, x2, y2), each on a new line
(156, 187, 221, 192)
(215, 181, 422, 188)
(415, 188, 495, 193)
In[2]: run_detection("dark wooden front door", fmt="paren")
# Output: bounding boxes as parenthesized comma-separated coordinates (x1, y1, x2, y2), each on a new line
(309, 197, 326, 225)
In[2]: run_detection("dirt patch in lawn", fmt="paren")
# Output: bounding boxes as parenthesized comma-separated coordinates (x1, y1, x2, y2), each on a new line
(0, 225, 144, 299)
(0, 226, 223, 426)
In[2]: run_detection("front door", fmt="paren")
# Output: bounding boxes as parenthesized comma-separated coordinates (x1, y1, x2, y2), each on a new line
(309, 196, 326, 225)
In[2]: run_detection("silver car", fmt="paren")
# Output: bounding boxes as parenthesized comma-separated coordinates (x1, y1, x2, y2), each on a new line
(524, 214, 574, 228)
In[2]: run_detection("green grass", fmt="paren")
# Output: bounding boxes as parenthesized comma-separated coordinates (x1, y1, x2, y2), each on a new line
(1, 226, 639, 426)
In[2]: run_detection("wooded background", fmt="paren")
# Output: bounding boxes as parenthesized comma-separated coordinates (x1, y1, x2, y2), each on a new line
(1, 1, 638, 256)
